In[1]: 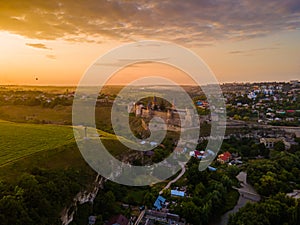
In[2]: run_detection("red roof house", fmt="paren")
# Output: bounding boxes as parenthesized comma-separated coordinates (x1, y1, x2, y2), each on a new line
(217, 152, 232, 164)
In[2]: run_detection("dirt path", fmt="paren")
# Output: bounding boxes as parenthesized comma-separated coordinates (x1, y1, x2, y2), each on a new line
(159, 162, 186, 195)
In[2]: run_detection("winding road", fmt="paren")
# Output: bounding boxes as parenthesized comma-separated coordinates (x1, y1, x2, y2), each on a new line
(210, 171, 260, 225)
(159, 162, 186, 195)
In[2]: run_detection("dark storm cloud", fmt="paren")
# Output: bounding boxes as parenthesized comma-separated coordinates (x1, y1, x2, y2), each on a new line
(1, 0, 300, 45)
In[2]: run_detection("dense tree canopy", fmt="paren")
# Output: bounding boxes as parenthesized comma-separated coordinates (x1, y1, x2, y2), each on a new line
(0, 168, 91, 225)
(229, 193, 300, 225)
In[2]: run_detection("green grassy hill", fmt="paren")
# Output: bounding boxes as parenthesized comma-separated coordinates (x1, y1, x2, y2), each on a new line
(0, 119, 137, 181)
(0, 120, 74, 166)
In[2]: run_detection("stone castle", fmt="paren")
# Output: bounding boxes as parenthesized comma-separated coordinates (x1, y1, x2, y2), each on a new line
(128, 96, 195, 129)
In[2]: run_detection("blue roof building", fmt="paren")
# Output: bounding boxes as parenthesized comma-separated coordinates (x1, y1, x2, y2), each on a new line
(154, 195, 166, 210)
(208, 166, 217, 172)
(171, 190, 185, 197)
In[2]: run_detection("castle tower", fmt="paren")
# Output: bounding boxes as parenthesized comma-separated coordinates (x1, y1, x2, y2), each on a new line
(127, 102, 135, 114)
(171, 99, 175, 110)
(135, 103, 143, 117)
(152, 96, 157, 110)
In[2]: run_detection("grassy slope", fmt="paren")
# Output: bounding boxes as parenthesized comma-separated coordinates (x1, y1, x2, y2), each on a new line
(0, 119, 74, 166)
(0, 142, 96, 182)
(0, 119, 136, 181)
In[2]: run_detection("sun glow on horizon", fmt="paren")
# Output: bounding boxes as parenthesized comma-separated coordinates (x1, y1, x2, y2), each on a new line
(1, 0, 300, 85)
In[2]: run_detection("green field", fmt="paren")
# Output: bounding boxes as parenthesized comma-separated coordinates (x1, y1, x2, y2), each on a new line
(0, 105, 113, 129)
(0, 119, 74, 166)
(0, 105, 72, 124)
(0, 119, 138, 181)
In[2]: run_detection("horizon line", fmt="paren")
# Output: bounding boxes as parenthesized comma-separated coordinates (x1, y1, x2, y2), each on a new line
(0, 79, 298, 88)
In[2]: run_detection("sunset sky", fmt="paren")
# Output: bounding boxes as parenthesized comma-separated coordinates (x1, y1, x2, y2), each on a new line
(0, 0, 300, 85)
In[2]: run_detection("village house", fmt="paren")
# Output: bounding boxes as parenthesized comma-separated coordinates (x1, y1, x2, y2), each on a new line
(260, 137, 291, 149)
(217, 151, 232, 164)
(171, 190, 186, 198)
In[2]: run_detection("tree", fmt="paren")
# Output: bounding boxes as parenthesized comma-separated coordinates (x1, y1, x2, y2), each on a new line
(221, 174, 233, 189)
(228, 203, 270, 225)
(258, 143, 270, 157)
(233, 114, 241, 120)
(186, 163, 208, 186)
(181, 201, 201, 225)
(250, 144, 260, 157)
(274, 141, 285, 151)
(0, 195, 32, 225)
(228, 194, 300, 225)
(288, 144, 300, 154)
(143, 192, 155, 208)
(257, 172, 279, 196)
(243, 116, 250, 121)
(226, 165, 241, 179)
(240, 145, 251, 157)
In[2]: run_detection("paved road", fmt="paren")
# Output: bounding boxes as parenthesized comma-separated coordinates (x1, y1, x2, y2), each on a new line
(209, 171, 260, 225)
(134, 210, 145, 225)
(134, 163, 186, 225)
(229, 121, 300, 137)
